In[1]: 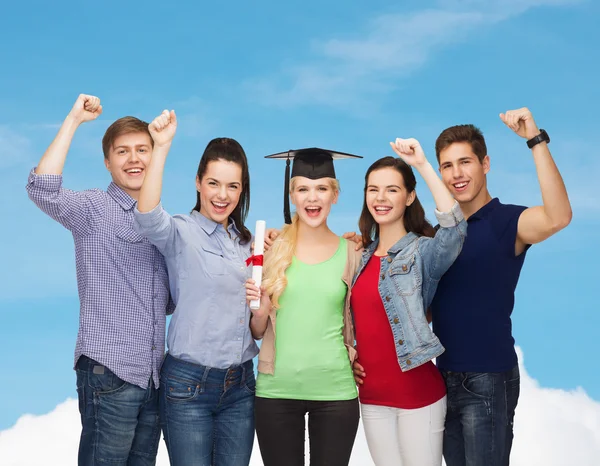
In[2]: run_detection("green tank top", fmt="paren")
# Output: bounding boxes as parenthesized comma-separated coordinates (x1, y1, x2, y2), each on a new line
(256, 238, 358, 401)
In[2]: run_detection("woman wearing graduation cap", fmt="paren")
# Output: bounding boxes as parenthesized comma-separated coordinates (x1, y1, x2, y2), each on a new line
(245, 147, 362, 466)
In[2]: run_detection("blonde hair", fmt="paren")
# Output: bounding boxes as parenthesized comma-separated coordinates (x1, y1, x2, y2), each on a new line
(262, 177, 340, 309)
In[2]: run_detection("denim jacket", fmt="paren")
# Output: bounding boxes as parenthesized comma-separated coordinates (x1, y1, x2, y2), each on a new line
(351, 201, 467, 371)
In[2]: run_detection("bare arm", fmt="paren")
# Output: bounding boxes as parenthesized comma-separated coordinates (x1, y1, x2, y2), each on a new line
(137, 110, 177, 213)
(245, 279, 270, 339)
(390, 138, 455, 213)
(499, 108, 572, 255)
(36, 95, 102, 175)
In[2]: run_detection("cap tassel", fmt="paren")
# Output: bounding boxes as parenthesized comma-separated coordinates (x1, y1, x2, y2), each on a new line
(284, 156, 292, 224)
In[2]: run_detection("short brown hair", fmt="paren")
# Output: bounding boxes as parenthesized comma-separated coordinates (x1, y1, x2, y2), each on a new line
(435, 124, 487, 163)
(102, 116, 152, 159)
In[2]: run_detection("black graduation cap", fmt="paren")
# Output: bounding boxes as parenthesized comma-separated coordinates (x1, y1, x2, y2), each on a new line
(265, 147, 362, 224)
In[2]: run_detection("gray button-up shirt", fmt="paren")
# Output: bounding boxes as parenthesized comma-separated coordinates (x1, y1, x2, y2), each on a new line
(134, 204, 259, 368)
(26, 169, 170, 389)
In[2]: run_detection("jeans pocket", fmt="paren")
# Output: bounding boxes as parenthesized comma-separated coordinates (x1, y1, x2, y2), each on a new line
(165, 376, 201, 402)
(87, 365, 128, 395)
(242, 374, 256, 395)
(462, 372, 495, 400)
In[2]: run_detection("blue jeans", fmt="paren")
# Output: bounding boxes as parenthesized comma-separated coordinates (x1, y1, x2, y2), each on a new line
(75, 355, 161, 466)
(441, 365, 520, 466)
(160, 353, 255, 466)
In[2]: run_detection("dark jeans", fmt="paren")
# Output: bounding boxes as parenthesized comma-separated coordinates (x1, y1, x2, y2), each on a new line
(255, 396, 360, 466)
(75, 355, 160, 466)
(441, 365, 520, 466)
(160, 353, 255, 466)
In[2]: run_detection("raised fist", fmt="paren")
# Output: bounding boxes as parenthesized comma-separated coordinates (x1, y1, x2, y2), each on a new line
(149, 109, 177, 148)
(390, 138, 427, 167)
(69, 94, 102, 123)
(499, 107, 540, 140)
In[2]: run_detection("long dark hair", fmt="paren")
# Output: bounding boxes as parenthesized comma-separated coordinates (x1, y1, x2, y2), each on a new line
(192, 137, 252, 244)
(359, 156, 435, 248)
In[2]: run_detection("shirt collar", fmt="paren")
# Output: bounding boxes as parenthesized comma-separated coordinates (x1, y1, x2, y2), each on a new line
(364, 231, 419, 256)
(469, 197, 500, 221)
(387, 232, 418, 254)
(191, 210, 241, 236)
(107, 182, 136, 211)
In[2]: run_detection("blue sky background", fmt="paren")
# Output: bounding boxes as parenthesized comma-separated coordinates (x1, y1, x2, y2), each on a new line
(1, 0, 598, 430)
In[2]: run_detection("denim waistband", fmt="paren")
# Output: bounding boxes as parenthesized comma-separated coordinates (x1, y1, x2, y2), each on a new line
(161, 353, 254, 384)
(441, 364, 519, 381)
(76, 355, 101, 371)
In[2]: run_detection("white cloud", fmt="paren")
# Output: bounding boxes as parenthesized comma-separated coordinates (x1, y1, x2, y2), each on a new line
(0, 126, 34, 170)
(0, 347, 597, 465)
(246, 0, 583, 111)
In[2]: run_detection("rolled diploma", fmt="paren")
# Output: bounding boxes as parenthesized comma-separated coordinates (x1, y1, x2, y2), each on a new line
(250, 220, 266, 310)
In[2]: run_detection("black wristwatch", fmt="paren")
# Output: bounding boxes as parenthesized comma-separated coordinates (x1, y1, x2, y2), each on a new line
(527, 129, 550, 149)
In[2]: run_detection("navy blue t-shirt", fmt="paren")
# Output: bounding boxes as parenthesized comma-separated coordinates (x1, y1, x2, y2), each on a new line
(431, 198, 529, 373)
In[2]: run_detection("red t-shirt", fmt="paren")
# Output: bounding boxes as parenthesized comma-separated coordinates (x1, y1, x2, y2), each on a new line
(351, 254, 446, 409)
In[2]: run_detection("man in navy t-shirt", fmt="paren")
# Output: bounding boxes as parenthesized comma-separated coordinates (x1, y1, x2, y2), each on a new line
(431, 108, 572, 466)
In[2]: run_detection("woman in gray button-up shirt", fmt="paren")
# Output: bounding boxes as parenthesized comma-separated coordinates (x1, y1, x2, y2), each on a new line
(133, 110, 258, 466)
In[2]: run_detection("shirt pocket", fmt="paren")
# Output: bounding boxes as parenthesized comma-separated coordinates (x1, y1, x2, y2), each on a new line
(389, 255, 420, 296)
(200, 244, 227, 276)
(115, 225, 147, 244)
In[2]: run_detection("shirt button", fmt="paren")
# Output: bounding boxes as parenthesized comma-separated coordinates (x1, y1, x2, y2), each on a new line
(380, 273, 385, 280)
(152, 346, 156, 350)
(406, 359, 412, 365)
(387, 257, 392, 263)
(398, 339, 404, 345)
(385, 296, 391, 302)
(240, 300, 245, 305)
(393, 318, 399, 324)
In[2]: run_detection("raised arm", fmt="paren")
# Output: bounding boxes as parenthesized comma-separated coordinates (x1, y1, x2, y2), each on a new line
(36, 94, 102, 175)
(499, 108, 572, 255)
(133, 110, 180, 253)
(137, 110, 177, 213)
(390, 137, 455, 214)
(27, 95, 104, 235)
(390, 138, 466, 307)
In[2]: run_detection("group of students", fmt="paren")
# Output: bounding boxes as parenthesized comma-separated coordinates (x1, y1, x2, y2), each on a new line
(27, 94, 572, 466)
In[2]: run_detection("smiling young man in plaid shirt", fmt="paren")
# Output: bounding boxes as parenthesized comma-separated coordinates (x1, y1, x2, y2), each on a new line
(26, 94, 171, 466)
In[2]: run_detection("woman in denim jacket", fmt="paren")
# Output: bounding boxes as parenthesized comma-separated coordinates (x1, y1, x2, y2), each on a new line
(350, 138, 467, 466)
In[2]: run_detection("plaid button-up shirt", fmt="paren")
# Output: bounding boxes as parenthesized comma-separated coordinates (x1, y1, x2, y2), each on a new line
(26, 169, 170, 389)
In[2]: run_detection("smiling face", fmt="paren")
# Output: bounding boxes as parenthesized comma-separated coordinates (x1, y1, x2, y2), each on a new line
(439, 141, 490, 206)
(290, 177, 339, 228)
(196, 159, 243, 227)
(366, 167, 415, 229)
(104, 132, 153, 199)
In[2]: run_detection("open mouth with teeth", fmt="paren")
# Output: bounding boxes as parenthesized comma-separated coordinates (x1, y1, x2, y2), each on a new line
(373, 205, 392, 215)
(453, 181, 469, 192)
(211, 201, 230, 214)
(305, 206, 322, 218)
(125, 167, 144, 176)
